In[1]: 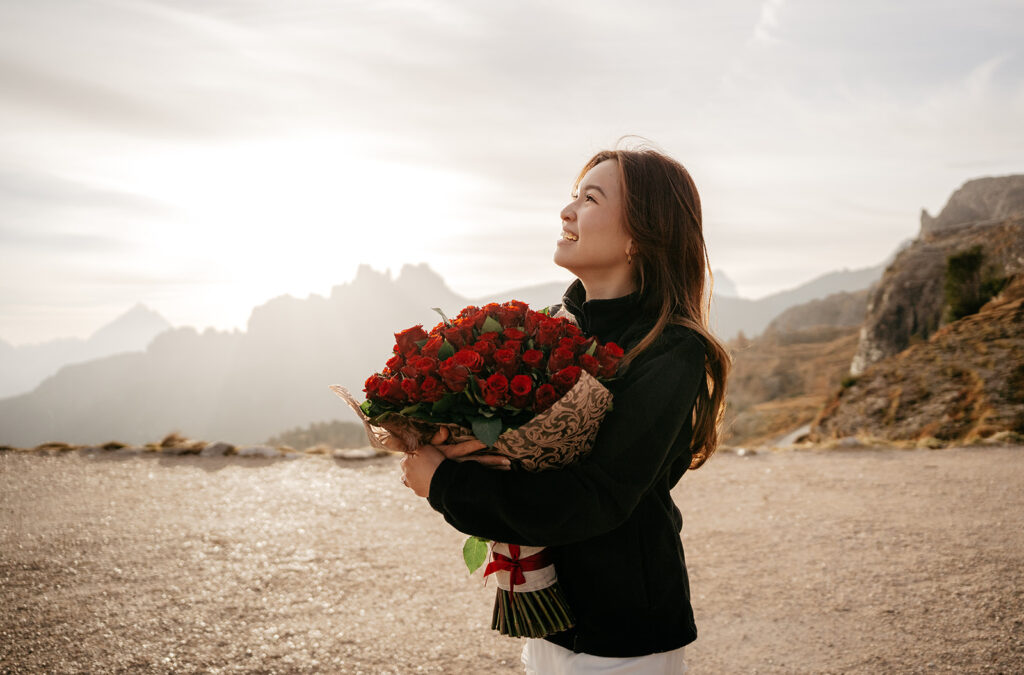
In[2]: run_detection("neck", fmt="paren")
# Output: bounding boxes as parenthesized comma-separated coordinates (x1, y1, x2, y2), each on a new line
(578, 270, 638, 301)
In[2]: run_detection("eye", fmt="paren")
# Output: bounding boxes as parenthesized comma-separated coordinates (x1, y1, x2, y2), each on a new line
(585, 194, 596, 202)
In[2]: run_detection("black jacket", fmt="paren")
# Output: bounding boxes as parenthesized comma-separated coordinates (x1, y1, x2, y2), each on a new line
(427, 278, 707, 657)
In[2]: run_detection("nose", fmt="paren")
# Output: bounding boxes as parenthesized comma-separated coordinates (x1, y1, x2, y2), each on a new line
(560, 202, 575, 223)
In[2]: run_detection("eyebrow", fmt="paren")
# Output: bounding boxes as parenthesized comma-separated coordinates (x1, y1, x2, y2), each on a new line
(578, 183, 606, 198)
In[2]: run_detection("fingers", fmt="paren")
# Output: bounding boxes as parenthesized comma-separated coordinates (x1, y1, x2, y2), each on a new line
(454, 453, 512, 470)
(429, 426, 450, 445)
(383, 434, 408, 453)
(438, 438, 491, 459)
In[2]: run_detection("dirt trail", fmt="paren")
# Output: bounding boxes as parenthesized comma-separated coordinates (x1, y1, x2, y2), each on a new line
(1, 445, 1022, 674)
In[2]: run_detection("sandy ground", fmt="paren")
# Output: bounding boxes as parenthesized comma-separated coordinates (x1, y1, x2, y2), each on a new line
(1, 445, 1022, 674)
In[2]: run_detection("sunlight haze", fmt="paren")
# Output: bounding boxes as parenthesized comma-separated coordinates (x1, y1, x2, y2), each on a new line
(1, 0, 1022, 344)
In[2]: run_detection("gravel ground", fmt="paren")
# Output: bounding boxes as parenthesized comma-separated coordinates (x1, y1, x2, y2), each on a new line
(1, 445, 1022, 674)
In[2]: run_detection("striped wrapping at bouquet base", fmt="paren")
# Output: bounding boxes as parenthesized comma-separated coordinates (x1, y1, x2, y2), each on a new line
(485, 543, 575, 638)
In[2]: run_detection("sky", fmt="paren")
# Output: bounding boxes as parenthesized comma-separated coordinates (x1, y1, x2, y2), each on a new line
(2, 0, 1023, 346)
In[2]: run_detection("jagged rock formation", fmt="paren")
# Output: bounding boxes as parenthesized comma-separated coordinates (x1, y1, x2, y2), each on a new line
(919, 175, 1024, 238)
(810, 274, 1024, 443)
(850, 216, 1024, 376)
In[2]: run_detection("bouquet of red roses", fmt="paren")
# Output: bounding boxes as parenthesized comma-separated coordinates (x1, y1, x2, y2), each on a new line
(329, 299, 624, 638)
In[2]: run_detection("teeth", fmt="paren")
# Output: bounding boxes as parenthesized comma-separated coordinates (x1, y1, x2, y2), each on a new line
(562, 231, 578, 241)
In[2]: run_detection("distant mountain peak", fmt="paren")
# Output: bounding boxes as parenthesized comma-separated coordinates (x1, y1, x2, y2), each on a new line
(395, 262, 458, 295)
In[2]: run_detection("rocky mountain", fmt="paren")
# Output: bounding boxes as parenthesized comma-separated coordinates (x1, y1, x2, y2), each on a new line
(810, 273, 1024, 444)
(851, 205, 1024, 375)
(0, 259, 885, 448)
(919, 174, 1024, 237)
(0, 304, 172, 398)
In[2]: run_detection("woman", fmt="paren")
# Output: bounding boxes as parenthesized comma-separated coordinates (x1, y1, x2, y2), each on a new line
(399, 144, 731, 673)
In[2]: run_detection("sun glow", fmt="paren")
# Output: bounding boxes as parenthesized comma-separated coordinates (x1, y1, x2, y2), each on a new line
(83, 134, 480, 325)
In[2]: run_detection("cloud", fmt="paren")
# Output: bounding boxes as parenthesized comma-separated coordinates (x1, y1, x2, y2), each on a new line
(751, 0, 786, 44)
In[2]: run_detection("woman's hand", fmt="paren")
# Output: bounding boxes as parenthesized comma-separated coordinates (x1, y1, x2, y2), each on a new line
(397, 427, 510, 497)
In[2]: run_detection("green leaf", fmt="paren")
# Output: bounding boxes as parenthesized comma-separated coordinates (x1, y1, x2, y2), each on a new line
(538, 306, 552, 316)
(481, 314, 503, 334)
(359, 400, 373, 415)
(431, 394, 455, 415)
(471, 416, 503, 447)
(414, 338, 428, 348)
(585, 338, 598, 356)
(463, 536, 490, 574)
(438, 339, 455, 361)
(400, 403, 421, 415)
(431, 307, 452, 326)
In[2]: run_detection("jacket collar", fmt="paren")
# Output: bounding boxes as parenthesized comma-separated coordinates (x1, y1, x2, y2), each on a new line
(561, 278, 646, 342)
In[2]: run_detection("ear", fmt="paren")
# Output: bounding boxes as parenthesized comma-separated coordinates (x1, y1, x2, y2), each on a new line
(624, 238, 638, 256)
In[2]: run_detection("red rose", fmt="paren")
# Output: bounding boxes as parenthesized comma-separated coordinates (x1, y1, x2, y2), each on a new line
(438, 359, 470, 392)
(522, 349, 544, 369)
(502, 339, 523, 354)
(412, 356, 438, 376)
(479, 331, 501, 341)
(537, 318, 562, 347)
(551, 365, 582, 395)
(557, 337, 576, 352)
(493, 348, 518, 377)
(442, 325, 468, 349)
(400, 364, 419, 378)
(453, 348, 485, 373)
(533, 383, 559, 413)
(381, 377, 406, 403)
(510, 374, 533, 397)
(503, 327, 526, 342)
(482, 373, 509, 407)
(597, 342, 624, 377)
(400, 378, 420, 399)
(523, 311, 540, 335)
(421, 335, 444, 359)
(419, 376, 444, 402)
(509, 374, 533, 408)
(395, 325, 428, 356)
(547, 345, 575, 373)
(472, 339, 497, 363)
(386, 354, 403, 372)
(363, 374, 385, 397)
(579, 353, 600, 377)
(457, 305, 480, 320)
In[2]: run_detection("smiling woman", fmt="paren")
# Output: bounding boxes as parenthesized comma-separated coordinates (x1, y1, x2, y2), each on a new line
(399, 142, 732, 673)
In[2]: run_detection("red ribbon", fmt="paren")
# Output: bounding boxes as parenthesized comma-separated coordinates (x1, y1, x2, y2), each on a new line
(483, 544, 552, 598)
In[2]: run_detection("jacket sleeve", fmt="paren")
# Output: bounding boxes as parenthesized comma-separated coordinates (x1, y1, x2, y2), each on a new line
(426, 329, 707, 546)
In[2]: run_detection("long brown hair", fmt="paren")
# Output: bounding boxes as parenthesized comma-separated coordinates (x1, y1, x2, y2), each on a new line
(574, 143, 731, 470)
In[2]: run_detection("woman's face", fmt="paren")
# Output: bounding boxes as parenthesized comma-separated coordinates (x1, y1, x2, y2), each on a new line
(554, 159, 634, 278)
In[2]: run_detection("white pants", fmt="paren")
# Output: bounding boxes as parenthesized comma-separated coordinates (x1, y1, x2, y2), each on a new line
(521, 638, 688, 674)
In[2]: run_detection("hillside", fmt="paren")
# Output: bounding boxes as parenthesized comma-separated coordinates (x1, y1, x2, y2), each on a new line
(0, 260, 873, 448)
(810, 273, 1024, 444)
(0, 304, 171, 398)
(723, 324, 861, 447)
